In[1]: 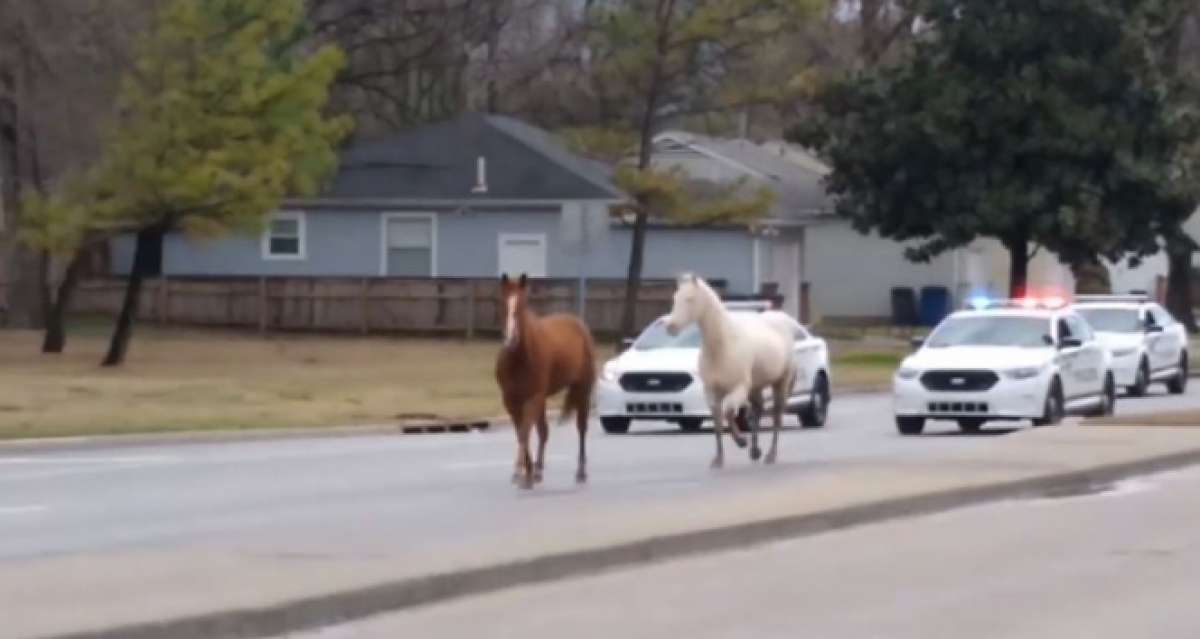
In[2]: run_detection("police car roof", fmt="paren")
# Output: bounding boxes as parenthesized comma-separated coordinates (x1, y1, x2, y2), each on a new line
(950, 307, 1060, 320)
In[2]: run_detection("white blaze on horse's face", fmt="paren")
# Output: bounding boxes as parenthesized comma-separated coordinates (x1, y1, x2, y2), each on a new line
(504, 292, 519, 348)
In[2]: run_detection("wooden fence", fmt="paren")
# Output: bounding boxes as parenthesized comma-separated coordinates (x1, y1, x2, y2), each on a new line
(69, 276, 685, 338)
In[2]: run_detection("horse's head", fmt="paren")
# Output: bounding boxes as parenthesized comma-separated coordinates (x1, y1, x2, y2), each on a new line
(665, 273, 705, 336)
(499, 273, 529, 348)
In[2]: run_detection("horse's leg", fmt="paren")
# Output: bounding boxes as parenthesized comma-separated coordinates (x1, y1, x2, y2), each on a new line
(720, 386, 749, 450)
(765, 376, 790, 465)
(515, 397, 540, 489)
(504, 396, 523, 484)
(569, 382, 591, 484)
(534, 408, 548, 484)
(747, 388, 764, 462)
(709, 394, 726, 469)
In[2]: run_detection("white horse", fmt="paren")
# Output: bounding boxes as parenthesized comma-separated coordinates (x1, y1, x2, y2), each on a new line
(665, 273, 798, 468)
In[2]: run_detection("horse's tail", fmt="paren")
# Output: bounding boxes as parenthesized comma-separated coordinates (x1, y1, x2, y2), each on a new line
(558, 319, 597, 427)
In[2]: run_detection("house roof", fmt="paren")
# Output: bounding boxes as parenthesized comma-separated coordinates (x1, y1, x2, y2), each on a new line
(652, 131, 834, 224)
(320, 113, 625, 203)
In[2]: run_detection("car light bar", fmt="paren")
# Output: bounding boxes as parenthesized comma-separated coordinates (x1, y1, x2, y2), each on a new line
(964, 296, 1069, 310)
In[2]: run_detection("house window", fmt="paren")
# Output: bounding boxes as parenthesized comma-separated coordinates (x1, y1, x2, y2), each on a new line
(498, 233, 547, 278)
(262, 211, 306, 260)
(383, 214, 436, 276)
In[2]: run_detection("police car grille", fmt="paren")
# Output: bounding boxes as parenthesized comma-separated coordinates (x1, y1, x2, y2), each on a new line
(920, 370, 999, 392)
(619, 372, 693, 393)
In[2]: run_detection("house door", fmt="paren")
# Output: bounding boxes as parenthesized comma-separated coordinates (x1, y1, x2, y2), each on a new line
(498, 233, 547, 277)
(762, 234, 803, 319)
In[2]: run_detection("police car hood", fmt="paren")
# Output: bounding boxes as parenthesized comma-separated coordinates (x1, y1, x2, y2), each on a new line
(612, 347, 699, 373)
(1090, 332, 1144, 351)
(905, 345, 1055, 371)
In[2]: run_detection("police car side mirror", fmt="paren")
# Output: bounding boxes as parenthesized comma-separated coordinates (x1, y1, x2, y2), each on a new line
(1145, 324, 1164, 334)
(910, 336, 925, 349)
(1059, 337, 1083, 349)
(620, 337, 636, 351)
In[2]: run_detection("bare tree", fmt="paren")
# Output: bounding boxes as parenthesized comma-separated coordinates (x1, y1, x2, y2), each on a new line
(0, 1, 150, 340)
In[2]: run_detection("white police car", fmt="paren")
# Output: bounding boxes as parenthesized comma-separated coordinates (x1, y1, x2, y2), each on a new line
(893, 297, 1115, 435)
(1071, 295, 1189, 396)
(596, 301, 831, 433)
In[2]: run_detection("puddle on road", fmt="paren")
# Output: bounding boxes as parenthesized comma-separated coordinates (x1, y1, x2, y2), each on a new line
(1023, 476, 1158, 504)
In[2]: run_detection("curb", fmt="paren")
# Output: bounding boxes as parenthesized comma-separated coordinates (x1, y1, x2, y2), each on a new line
(0, 419, 497, 455)
(48, 445, 1200, 639)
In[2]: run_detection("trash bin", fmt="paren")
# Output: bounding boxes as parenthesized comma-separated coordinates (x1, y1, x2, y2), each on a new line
(919, 286, 951, 327)
(891, 287, 918, 327)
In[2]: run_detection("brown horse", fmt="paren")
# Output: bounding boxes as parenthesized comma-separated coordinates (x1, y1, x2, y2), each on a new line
(495, 273, 596, 489)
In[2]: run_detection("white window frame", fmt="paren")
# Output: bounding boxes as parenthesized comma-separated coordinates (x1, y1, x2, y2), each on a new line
(497, 233, 548, 278)
(379, 212, 438, 277)
(261, 211, 307, 261)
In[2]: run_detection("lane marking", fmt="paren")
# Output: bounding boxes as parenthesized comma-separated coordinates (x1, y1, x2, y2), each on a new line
(445, 455, 568, 471)
(0, 455, 177, 466)
(0, 505, 47, 516)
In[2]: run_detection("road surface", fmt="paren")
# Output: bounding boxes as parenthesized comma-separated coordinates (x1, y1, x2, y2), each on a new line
(0, 387, 1195, 561)
(296, 465, 1200, 638)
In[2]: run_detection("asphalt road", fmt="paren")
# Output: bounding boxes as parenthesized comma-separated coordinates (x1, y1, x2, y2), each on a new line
(294, 466, 1200, 639)
(0, 386, 1197, 561)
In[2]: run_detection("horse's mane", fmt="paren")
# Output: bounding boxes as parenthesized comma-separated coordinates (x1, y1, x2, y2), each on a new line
(678, 272, 722, 309)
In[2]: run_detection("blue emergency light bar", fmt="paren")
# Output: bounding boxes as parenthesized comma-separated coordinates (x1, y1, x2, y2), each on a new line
(964, 296, 1068, 311)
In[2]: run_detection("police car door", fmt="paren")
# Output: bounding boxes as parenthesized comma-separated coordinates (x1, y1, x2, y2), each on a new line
(1055, 316, 1085, 401)
(1067, 314, 1104, 398)
(791, 322, 815, 397)
(1147, 305, 1182, 374)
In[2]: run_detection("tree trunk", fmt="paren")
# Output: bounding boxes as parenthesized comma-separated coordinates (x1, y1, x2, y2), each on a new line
(485, 0, 501, 113)
(102, 228, 161, 367)
(42, 250, 85, 354)
(1006, 237, 1030, 298)
(618, 0, 676, 342)
(619, 210, 649, 340)
(1166, 237, 1197, 333)
(1070, 258, 1111, 295)
(0, 61, 46, 330)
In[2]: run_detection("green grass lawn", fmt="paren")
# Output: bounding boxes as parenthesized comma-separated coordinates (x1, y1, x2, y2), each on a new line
(0, 321, 906, 439)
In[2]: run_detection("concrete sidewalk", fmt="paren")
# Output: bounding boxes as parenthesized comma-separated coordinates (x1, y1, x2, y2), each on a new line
(14, 424, 1200, 639)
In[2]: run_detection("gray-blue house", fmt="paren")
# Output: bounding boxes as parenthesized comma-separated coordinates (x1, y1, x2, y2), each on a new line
(111, 113, 762, 294)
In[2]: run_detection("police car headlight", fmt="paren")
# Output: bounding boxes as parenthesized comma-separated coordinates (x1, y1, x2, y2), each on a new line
(1004, 366, 1043, 380)
(601, 362, 620, 383)
(896, 367, 920, 380)
(1112, 347, 1138, 358)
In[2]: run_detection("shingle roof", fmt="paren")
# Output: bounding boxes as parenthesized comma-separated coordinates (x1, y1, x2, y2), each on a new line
(653, 131, 833, 223)
(321, 113, 625, 202)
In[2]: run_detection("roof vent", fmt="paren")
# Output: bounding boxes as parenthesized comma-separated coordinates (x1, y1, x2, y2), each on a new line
(471, 156, 488, 194)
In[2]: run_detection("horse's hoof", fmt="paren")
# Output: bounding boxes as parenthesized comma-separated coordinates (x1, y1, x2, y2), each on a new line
(749, 447, 762, 462)
(575, 471, 588, 484)
(517, 477, 535, 490)
(732, 435, 747, 449)
(533, 471, 544, 484)
(764, 451, 778, 465)
(710, 458, 724, 470)
(510, 473, 521, 484)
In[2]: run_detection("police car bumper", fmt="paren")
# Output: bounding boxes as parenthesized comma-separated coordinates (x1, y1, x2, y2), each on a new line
(596, 377, 711, 420)
(893, 373, 1049, 420)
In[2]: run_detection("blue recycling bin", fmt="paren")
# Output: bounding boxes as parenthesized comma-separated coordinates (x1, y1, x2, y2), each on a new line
(919, 286, 951, 327)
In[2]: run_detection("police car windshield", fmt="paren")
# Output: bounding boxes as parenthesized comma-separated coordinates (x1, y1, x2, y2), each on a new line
(1075, 308, 1141, 334)
(633, 320, 702, 350)
(633, 311, 769, 350)
(927, 316, 1051, 348)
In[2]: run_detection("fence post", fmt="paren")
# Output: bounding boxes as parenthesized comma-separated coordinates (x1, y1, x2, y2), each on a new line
(257, 277, 268, 335)
(158, 276, 169, 325)
(360, 277, 369, 335)
(466, 280, 476, 339)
